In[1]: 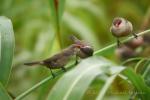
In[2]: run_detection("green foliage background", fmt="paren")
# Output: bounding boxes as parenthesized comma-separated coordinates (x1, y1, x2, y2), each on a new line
(0, 0, 150, 100)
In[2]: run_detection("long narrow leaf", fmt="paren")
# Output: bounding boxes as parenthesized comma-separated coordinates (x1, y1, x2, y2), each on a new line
(123, 68, 150, 100)
(143, 63, 150, 86)
(96, 74, 117, 100)
(96, 66, 125, 100)
(58, 0, 65, 21)
(49, 0, 65, 25)
(47, 57, 111, 100)
(63, 13, 100, 49)
(0, 82, 12, 100)
(49, 0, 65, 48)
(0, 16, 14, 87)
(47, 57, 126, 100)
(49, 0, 57, 28)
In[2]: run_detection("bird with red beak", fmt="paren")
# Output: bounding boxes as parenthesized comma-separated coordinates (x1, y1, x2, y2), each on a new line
(110, 17, 137, 47)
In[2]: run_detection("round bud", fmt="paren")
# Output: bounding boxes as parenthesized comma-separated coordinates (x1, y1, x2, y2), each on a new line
(110, 17, 133, 37)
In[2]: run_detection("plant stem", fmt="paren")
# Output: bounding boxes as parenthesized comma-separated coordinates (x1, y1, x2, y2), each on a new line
(142, 60, 150, 78)
(15, 65, 74, 100)
(134, 59, 146, 73)
(15, 75, 53, 100)
(56, 10, 63, 49)
(55, 0, 62, 49)
(121, 57, 144, 65)
(14, 29, 150, 100)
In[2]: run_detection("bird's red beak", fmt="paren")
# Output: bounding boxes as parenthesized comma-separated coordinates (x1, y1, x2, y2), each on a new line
(114, 20, 122, 27)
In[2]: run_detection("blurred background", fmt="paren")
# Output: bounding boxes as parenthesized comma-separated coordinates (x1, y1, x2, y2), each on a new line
(0, 0, 150, 100)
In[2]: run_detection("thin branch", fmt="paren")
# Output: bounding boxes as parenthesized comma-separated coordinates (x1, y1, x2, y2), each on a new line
(121, 57, 144, 65)
(134, 59, 146, 73)
(142, 60, 150, 78)
(14, 29, 150, 100)
(15, 74, 55, 100)
(15, 64, 74, 100)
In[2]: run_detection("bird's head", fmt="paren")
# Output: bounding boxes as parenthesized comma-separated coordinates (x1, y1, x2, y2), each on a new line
(110, 17, 133, 37)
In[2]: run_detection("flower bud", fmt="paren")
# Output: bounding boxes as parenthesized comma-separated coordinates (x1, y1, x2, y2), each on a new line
(110, 17, 133, 37)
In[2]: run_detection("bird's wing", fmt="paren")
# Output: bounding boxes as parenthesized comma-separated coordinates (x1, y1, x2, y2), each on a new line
(43, 53, 63, 63)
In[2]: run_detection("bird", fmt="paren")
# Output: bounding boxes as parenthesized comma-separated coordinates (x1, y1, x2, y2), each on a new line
(110, 17, 137, 47)
(125, 36, 144, 49)
(70, 35, 94, 59)
(24, 35, 94, 77)
(115, 45, 137, 60)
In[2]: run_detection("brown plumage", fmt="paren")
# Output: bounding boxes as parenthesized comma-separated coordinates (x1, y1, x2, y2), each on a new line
(24, 35, 94, 77)
(125, 36, 144, 49)
(115, 45, 137, 60)
(70, 35, 94, 58)
(24, 45, 76, 68)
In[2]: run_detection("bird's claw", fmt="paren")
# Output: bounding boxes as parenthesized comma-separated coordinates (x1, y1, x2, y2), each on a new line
(51, 73, 55, 78)
(117, 39, 121, 48)
(61, 67, 66, 72)
(133, 33, 138, 39)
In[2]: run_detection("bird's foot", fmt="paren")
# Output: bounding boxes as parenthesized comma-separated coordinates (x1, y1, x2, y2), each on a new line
(133, 33, 138, 39)
(74, 60, 78, 65)
(49, 68, 55, 78)
(117, 39, 121, 48)
(51, 73, 55, 78)
(61, 67, 66, 72)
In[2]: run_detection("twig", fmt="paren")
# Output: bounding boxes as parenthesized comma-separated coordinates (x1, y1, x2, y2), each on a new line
(121, 57, 144, 65)
(15, 64, 74, 100)
(134, 59, 146, 73)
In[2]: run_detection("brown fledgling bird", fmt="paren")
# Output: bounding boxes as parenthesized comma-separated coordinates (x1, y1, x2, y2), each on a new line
(70, 35, 94, 59)
(110, 17, 137, 47)
(115, 45, 137, 60)
(24, 35, 94, 77)
(125, 36, 144, 49)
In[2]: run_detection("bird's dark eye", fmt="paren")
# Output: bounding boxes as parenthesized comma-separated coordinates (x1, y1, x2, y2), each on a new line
(80, 47, 94, 56)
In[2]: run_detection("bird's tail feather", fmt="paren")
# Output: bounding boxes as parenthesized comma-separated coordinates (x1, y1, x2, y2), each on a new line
(69, 35, 81, 43)
(24, 61, 42, 66)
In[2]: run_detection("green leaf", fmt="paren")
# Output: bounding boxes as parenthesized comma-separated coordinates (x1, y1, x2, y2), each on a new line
(47, 57, 125, 100)
(123, 68, 150, 99)
(0, 82, 12, 100)
(134, 59, 146, 73)
(122, 57, 144, 65)
(58, 0, 65, 21)
(0, 16, 15, 87)
(96, 66, 125, 100)
(142, 60, 150, 86)
(49, 0, 57, 28)
(49, 0, 66, 48)
(66, 0, 109, 31)
(96, 74, 117, 100)
(49, 0, 65, 25)
(63, 13, 100, 49)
